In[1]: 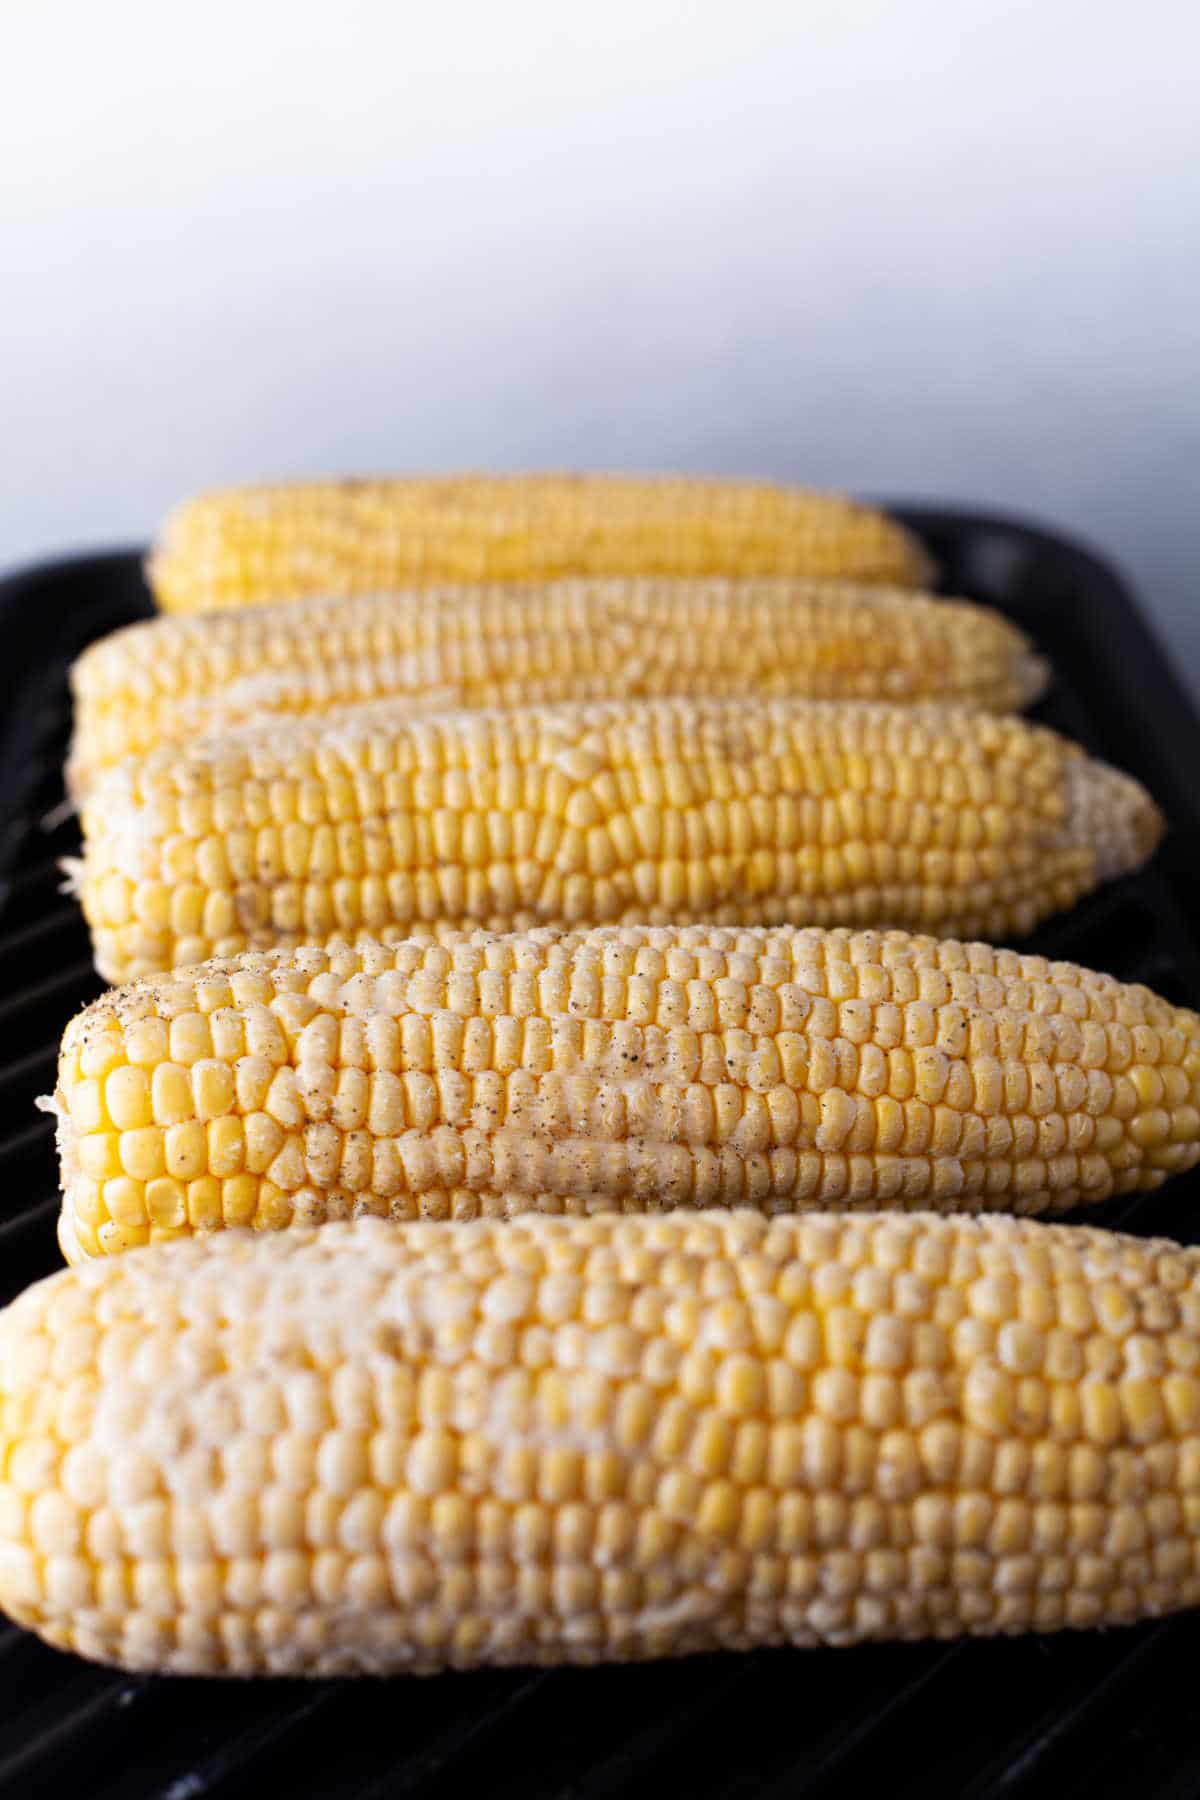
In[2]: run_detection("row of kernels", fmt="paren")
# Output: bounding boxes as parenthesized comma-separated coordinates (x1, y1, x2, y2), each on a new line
(62, 1136, 1155, 1248)
(71, 1048, 257, 1135)
(32, 1519, 1194, 1634)
(88, 857, 1086, 953)
(29, 1590, 1149, 1674)
(76, 593, 1004, 697)
(318, 976, 1149, 1068)
(13, 1593, 1129, 1673)
(102, 698, 1075, 829)
(77, 619, 1014, 752)
(67, 1171, 287, 1240)
(133, 703, 1061, 804)
(130, 588, 576, 669)
(64, 930, 1200, 1070)
(107, 802, 1078, 893)
(19, 1382, 1195, 1541)
(205, 1053, 1161, 1151)
(417, 938, 1179, 1035)
(16, 1492, 1200, 1612)
(58, 1216, 1200, 1425)
(455, 1015, 1158, 1108)
(77, 1060, 237, 1135)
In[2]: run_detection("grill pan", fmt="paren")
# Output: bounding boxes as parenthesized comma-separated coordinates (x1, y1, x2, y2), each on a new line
(2, 510, 1200, 1798)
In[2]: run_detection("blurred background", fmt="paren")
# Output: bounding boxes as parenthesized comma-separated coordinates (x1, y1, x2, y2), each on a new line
(2, 0, 1196, 683)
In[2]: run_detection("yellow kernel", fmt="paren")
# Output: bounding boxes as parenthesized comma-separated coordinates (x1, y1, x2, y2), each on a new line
(997, 1321, 1045, 1376)
(963, 1365, 1014, 1436)
(68, 1079, 106, 1133)
(170, 1013, 213, 1064)
(208, 1117, 245, 1178)
(1120, 1377, 1166, 1443)
(151, 1064, 195, 1126)
(860, 1373, 901, 1431)
(690, 1416, 733, 1479)
(812, 1368, 859, 1423)
(102, 1177, 147, 1227)
(119, 1128, 165, 1182)
(144, 1178, 186, 1229)
(1165, 1374, 1200, 1434)
(104, 1065, 151, 1131)
(716, 1355, 766, 1416)
(78, 1134, 121, 1180)
(697, 1481, 740, 1541)
(1081, 1381, 1122, 1446)
(187, 1177, 225, 1230)
(193, 1060, 236, 1120)
(123, 1017, 169, 1067)
(165, 1121, 208, 1181)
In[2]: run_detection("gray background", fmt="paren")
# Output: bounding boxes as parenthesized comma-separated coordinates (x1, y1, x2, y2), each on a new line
(3, 0, 1197, 687)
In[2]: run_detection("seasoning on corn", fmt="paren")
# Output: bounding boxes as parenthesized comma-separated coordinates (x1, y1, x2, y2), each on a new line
(51, 924, 1200, 1263)
(68, 577, 1048, 792)
(72, 697, 1157, 983)
(147, 475, 933, 614)
(5, 1207, 1200, 1677)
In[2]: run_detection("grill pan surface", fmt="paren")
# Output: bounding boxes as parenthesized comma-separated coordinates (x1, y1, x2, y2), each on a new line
(1, 510, 1199, 1798)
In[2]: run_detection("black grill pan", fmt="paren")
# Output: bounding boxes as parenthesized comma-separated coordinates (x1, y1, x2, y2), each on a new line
(1, 512, 1200, 1798)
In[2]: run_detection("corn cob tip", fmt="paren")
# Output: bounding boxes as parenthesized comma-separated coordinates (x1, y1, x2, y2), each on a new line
(55, 1197, 83, 1267)
(1015, 649, 1051, 709)
(1065, 757, 1164, 881)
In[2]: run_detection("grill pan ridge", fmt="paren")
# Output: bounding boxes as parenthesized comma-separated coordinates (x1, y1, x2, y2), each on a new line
(1, 511, 1199, 1797)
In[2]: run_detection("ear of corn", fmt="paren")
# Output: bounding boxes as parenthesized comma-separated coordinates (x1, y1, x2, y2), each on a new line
(69, 578, 1047, 792)
(52, 924, 1200, 1262)
(4, 1207, 1200, 1677)
(147, 475, 932, 613)
(74, 698, 1158, 983)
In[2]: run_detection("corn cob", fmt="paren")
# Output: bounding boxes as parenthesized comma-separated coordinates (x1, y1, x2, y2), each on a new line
(5, 1207, 1200, 1677)
(69, 578, 1047, 792)
(74, 698, 1157, 983)
(52, 925, 1200, 1263)
(147, 475, 932, 614)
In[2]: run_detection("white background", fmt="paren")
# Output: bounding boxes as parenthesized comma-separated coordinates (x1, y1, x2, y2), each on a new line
(2, 1, 1197, 683)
